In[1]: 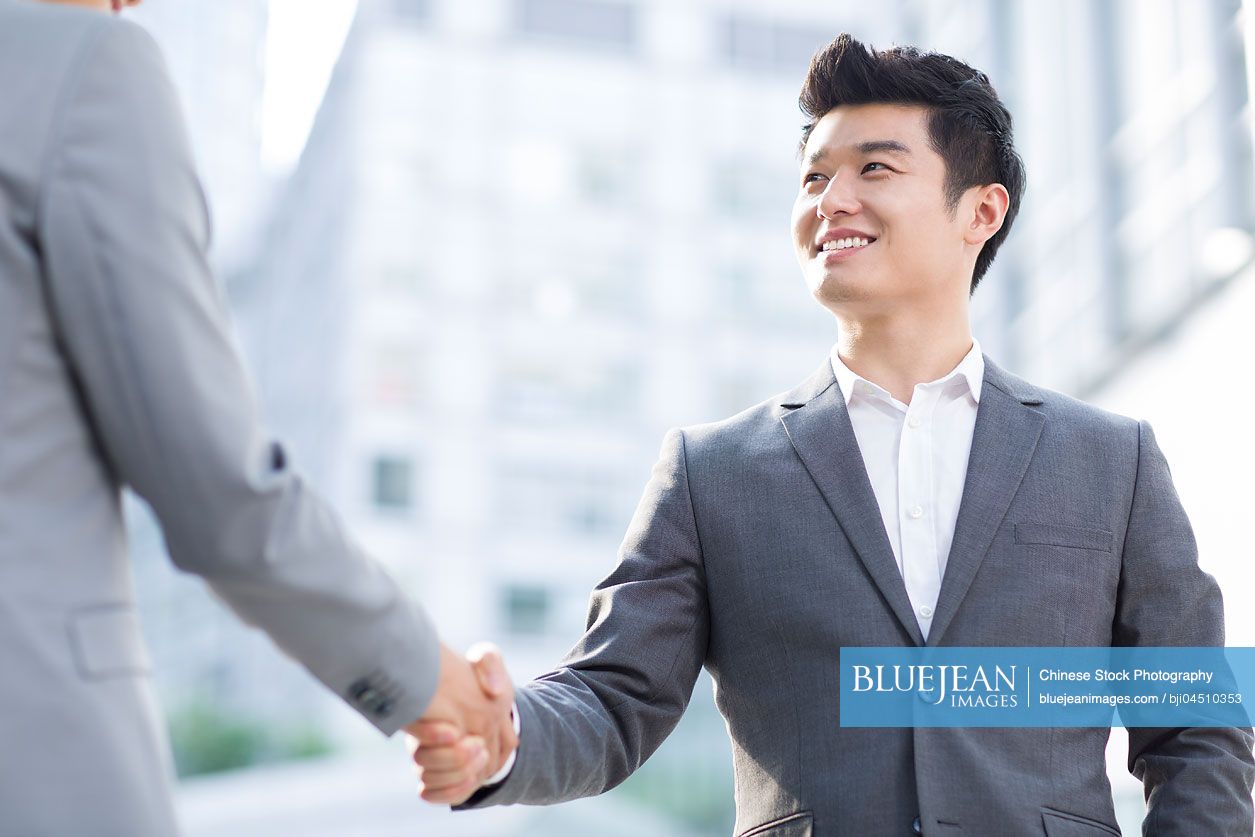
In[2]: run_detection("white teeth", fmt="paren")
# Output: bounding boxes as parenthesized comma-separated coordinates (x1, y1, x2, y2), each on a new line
(821, 237, 871, 251)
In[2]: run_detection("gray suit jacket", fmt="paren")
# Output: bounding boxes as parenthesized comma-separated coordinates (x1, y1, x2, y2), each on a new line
(0, 5, 439, 835)
(466, 356, 1255, 835)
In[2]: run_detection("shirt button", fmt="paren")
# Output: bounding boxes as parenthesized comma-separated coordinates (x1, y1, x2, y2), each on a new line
(919, 605, 934, 619)
(908, 505, 924, 519)
(907, 416, 922, 429)
(912, 816, 922, 834)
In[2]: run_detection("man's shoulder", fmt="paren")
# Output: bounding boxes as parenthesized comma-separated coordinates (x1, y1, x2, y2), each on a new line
(985, 359, 1140, 438)
(0, 5, 162, 152)
(675, 365, 831, 461)
(0, 1, 112, 67)
(681, 393, 789, 443)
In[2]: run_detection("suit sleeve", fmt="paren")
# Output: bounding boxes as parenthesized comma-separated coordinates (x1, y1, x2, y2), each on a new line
(461, 428, 710, 806)
(1114, 420, 1255, 833)
(34, 19, 440, 735)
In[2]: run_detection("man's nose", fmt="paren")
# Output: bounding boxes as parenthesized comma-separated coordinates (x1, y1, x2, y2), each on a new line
(817, 172, 860, 218)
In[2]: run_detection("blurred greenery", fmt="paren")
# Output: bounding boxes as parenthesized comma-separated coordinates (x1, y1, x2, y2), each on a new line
(168, 700, 334, 778)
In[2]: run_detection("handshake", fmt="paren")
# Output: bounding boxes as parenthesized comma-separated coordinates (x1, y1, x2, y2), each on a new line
(402, 642, 519, 806)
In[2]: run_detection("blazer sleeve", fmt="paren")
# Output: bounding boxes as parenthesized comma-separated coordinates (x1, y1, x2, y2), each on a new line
(1114, 420, 1255, 833)
(34, 19, 440, 736)
(461, 428, 711, 807)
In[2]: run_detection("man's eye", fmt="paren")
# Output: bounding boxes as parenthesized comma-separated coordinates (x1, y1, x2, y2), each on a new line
(862, 162, 890, 174)
(803, 172, 828, 185)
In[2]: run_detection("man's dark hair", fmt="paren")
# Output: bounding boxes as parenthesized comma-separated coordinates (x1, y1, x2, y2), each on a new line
(799, 34, 1025, 292)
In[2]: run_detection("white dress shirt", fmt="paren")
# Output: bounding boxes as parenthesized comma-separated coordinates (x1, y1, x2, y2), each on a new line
(829, 339, 984, 640)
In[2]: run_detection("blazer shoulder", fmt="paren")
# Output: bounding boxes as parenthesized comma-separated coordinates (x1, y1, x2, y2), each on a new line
(676, 357, 840, 463)
(0, 2, 117, 74)
(989, 363, 1140, 443)
(677, 386, 804, 464)
(0, 7, 165, 162)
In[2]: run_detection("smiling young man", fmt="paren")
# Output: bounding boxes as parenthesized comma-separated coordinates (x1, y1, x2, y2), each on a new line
(792, 93, 1009, 408)
(427, 34, 1255, 835)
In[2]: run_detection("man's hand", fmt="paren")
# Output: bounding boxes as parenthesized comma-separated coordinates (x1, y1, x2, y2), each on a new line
(404, 642, 516, 805)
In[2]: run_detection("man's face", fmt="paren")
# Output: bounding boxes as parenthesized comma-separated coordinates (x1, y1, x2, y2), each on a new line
(791, 103, 975, 317)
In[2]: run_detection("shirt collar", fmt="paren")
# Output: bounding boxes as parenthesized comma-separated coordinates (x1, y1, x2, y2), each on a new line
(829, 338, 984, 406)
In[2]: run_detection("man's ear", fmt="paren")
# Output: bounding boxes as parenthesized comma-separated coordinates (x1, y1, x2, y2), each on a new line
(963, 183, 1010, 246)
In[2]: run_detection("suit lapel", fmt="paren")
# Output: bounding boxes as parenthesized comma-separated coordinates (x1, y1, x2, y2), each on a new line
(779, 362, 926, 647)
(926, 356, 1045, 646)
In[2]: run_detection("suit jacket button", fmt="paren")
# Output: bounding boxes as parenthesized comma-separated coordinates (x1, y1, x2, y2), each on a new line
(912, 816, 922, 834)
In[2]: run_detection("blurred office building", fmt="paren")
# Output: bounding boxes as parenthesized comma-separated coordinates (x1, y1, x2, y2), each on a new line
(117, 0, 1252, 834)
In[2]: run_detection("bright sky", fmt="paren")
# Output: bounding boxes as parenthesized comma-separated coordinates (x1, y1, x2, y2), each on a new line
(260, 0, 359, 175)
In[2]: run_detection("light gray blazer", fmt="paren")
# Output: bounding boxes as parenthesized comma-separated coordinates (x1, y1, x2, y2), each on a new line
(465, 356, 1255, 835)
(0, 5, 439, 835)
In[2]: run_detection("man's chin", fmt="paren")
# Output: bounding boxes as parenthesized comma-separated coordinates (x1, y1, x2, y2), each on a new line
(807, 272, 877, 310)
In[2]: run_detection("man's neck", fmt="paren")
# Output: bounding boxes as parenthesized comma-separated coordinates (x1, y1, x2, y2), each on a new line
(834, 313, 975, 406)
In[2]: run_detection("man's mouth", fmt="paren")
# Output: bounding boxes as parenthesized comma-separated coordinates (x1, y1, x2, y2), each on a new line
(819, 236, 874, 253)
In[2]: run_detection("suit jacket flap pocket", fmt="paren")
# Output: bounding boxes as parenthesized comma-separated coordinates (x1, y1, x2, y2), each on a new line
(68, 604, 151, 679)
(739, 811, 813, 837)
(1041, 808, 1121, 836)
(1015, 523, 1112, 552)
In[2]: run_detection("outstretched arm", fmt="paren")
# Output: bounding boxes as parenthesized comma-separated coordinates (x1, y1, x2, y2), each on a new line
(37, 17, 438, 735)
(1115, 421, 1254, 833)
(443, 429, 711, 808)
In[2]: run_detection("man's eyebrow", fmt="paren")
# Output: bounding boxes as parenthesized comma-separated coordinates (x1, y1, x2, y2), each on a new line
(805, 140, 913, 167)
(857, 139, 912, 157)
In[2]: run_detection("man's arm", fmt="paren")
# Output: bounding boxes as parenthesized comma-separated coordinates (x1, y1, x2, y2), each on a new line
(443, 428, 711, 807)
(1114, 420, 1255, 833)
(35, 17, 477, 738)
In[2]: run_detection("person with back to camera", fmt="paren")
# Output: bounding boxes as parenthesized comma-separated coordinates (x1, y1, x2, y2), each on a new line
(0, 2, 518, 833)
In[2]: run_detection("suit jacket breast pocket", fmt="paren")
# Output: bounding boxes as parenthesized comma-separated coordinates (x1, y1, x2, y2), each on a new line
(1014, 523, 1113, 553)
(738, 811, 812, 837)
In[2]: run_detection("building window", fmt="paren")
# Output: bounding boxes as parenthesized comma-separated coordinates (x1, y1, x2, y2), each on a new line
(719, 15, 829, 76)
(503, 585, 551, 635)
(514, 0, 637, 53)
(371, 456, 414, 511)
(393, 0, 429, 23)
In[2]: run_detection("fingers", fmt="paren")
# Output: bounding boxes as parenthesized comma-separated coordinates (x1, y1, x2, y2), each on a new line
(411, 735, 489, 805)
(414, 735, 486, 776)
(420, 767, 485, 806)
(465, 642, 511, 699)
(407, 720, 460, 746)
